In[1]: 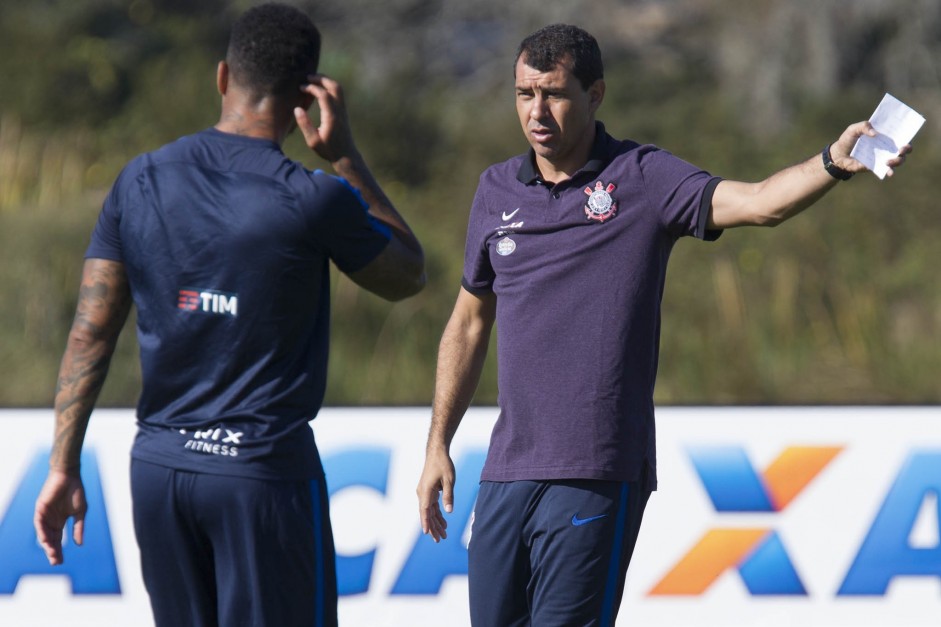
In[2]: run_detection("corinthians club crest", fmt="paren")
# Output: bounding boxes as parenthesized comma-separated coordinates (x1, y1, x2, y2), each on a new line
(584, 180, 618, 223)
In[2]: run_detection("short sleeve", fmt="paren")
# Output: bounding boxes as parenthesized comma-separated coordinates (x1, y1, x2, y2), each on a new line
(461, 177, 495, 294)
(305, 171, 391, 274)
(639, 148, 723, 241)
(85, 166, 132, 261)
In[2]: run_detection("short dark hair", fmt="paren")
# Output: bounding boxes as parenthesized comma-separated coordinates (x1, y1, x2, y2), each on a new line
(515, 24, 603, 90)
(226, 3, 321, 98)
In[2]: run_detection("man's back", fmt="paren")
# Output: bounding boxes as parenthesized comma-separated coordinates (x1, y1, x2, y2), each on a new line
(87, 128, 390, 479)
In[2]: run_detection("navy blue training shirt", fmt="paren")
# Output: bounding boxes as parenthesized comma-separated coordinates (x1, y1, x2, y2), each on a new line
(462, 122, 722, 488)
(87, 128, 391, 480)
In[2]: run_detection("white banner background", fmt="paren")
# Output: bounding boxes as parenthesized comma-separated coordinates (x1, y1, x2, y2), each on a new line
(1, 407, 939, 626)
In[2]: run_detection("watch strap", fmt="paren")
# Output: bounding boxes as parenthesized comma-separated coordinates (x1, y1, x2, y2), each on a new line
(822, 144, 854, 180)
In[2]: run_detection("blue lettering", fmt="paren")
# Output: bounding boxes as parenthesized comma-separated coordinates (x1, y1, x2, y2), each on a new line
(688, 446, 774, 512)
(390, 451, 486, 595)
(0, 450, 120, 594)
(839, 450, 941, 595)
(324, 447, 391, 596)
(740, 531, 807, 595)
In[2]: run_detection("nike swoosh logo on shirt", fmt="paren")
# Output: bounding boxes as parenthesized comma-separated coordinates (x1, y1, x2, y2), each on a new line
(502, 208, 520, 221)
(571, 513, 608, 527)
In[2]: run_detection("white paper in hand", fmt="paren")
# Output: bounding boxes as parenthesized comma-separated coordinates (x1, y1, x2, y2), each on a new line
(850, 93, 925, 179)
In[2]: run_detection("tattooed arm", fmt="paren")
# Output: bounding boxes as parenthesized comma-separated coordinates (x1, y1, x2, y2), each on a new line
(34, 258, 132, 565)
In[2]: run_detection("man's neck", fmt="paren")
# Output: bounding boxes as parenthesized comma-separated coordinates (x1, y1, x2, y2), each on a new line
(215, 95, 294, 144)
(533, 122, 597, 184)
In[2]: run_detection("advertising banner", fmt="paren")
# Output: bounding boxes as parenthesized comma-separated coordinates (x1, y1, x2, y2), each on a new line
(1, 407, 939, 626)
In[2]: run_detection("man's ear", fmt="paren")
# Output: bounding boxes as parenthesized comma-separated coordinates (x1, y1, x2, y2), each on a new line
(216, 61, 228, 96)
(588, 79, 605, 115)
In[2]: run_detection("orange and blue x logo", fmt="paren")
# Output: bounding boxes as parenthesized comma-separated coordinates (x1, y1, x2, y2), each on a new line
(650, 445, 842, 596)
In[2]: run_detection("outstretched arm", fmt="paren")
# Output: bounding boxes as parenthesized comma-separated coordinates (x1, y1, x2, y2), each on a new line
(295, 74, 425, 301)
(417, 288, 496, 542)
(34, 258, 131, 565)
(710, 121, 912, 229)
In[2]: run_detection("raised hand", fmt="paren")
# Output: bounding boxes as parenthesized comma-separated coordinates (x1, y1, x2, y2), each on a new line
(294, 74, 359, 164)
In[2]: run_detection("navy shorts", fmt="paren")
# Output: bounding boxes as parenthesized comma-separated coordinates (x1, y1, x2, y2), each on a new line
(130, 459, 337, 627)
(468, 478, 650, 627)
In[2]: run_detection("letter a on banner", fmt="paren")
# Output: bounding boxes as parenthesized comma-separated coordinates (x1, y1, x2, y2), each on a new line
(839, 450, 941, 595)
(0, 449, 120, 594)
(391, 451, 487, 595)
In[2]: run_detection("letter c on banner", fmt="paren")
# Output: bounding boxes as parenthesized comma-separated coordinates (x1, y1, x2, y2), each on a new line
(323, 447, 392, 596)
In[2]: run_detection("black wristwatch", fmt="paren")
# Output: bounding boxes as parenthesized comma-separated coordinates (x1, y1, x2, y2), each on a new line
(822, 144, 854, 180)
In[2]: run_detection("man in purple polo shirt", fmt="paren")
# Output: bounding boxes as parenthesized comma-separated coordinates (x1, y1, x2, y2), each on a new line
(416, 23, 911, 626)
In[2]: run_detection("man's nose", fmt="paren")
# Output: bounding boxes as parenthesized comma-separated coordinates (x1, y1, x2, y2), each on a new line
(530, 95, 549, 119)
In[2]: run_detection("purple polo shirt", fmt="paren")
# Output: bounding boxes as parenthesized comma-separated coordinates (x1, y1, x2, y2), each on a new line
(462, 122, 722, 488)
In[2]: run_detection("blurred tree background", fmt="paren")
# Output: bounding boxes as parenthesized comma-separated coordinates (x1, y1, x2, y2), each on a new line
(0, 0, 939, 407)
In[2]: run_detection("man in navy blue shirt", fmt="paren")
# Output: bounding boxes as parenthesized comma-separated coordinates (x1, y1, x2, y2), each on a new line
(34, 4, 424, 626)
(416, 24, 910, 626)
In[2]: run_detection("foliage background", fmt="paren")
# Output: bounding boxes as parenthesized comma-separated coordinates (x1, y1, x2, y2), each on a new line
(1, 0, 939, 407)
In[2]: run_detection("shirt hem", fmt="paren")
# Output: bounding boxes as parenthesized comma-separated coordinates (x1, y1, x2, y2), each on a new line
(481, 465, 656, 487)
(130, 448, 323, 482)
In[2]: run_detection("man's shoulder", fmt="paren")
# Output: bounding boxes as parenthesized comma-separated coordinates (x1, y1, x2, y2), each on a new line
(148, 129, 205, 157)
(118, 130, 206, 174)
(600, 135, 695, 182)
(480, 152, 527, 180)
(605, 134, 659, 162)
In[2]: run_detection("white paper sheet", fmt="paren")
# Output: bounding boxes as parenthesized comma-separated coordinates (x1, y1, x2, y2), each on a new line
(850, 93, 925, 179)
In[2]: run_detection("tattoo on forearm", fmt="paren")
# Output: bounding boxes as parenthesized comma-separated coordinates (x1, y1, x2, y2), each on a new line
(50, 261, 130, 471)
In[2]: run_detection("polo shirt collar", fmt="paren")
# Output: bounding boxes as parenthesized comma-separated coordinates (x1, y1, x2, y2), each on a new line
(516, 121, 610, 185)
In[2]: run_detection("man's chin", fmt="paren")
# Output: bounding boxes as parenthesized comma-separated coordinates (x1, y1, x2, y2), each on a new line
(529, 142, 558, 158)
